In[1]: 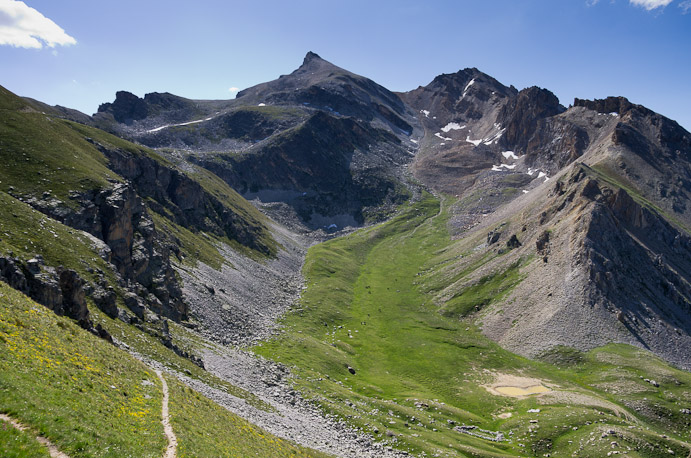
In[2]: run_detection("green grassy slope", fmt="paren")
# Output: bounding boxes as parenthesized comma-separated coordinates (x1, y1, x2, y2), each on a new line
(256, 194, 691, 458)
(0, 282, 330, 458)
(0, 90, 118, 205)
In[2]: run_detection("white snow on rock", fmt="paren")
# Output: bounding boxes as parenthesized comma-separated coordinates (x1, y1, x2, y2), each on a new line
(501, 151, 519, 160)
(483, 127, 506, 145)
(420, 110, 430, 118)
(441, 122, 466, 133)
(522, 190, 529, 194)
(538, 171, 547, 179)
(147, 125, 171, 133)
(491, 164, 517, 172)
(466, 136, 482, 146)
(435, 132, 452, 141)
(146, 116, 215, 133)
(462, 78, 475, 97)
(410, 139, 418, 144)
(258, 103, 266, 107)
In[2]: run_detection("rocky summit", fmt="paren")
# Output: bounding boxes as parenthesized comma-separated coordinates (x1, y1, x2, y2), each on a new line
(1, 52, 690, 458)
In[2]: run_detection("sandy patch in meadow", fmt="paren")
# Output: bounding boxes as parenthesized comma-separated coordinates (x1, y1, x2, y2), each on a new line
(483, 373, 552, 398)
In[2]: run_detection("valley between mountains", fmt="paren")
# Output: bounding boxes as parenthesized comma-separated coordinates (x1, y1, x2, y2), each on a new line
(1, 52, 690, 458)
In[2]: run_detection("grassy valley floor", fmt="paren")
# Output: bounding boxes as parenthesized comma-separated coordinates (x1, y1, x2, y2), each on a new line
(256, 194, 691, 458)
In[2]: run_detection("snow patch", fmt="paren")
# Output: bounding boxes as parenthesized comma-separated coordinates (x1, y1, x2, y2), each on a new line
(147, 125, 171, 133)
(466, 136, 482, 146)
(410, 139, 418, 144)
(258, 103, 266, 107)
(435, 132, 452, 141)
(462, 78, 476, 97)
(441, 122, 466, 133)
(420, 110, 430, 118)
(522, 190, 529, 194)
(483, 127, 506, 145)
(491, 164, 517, 172)
(501, 151, 519, 160)
(146, 116, 215, 133)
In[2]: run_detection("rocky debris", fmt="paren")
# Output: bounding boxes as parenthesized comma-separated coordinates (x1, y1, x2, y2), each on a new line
(91, 284, 118, 318)
(487, 229, 501, 245)
(186, 346, 411, 458)
(506, 234, 521, 249)
(536, 230, 551, 262)
(178, 221, 307, 347)
(644, 378, 660, 388)
(158, 319, 204, 368)
(453, 425, 505, 442)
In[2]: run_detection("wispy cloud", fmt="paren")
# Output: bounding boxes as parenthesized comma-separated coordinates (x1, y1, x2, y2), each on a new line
(0, 0, 76, 49)
(680, 0, 691, 12)
(628, 0, 674, 10)
(228, 87, 240, 93)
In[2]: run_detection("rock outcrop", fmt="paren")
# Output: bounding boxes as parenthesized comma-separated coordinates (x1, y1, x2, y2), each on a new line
(0, 256, 92, 330)
(20, 182, 186, 321)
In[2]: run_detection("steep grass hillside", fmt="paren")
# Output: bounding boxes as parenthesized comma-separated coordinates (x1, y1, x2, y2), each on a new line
(0, 281, 330, 458)
(256, 194, 691, 457)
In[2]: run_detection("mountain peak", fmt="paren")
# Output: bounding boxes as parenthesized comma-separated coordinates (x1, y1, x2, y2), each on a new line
(303, 51, 323, 65)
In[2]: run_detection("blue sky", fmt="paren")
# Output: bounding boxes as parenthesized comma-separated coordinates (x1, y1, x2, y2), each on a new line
(1, 0, 690, 130)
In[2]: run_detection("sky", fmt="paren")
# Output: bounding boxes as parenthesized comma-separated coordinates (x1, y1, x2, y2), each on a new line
(1, 0, 690, 130)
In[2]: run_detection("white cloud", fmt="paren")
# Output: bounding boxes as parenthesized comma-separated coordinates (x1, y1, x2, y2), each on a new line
(228, 87, 240, 92)
(628, 0, 673, 10)
(0, 0, 76, 49)
(680, 0, 691, 12)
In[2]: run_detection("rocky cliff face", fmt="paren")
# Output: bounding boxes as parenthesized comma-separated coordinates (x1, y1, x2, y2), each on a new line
(193, 111, 410, 227)
(89, 139, 275, 255)
(18, 181, 186, 321)
(96, 91, 204, 126)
